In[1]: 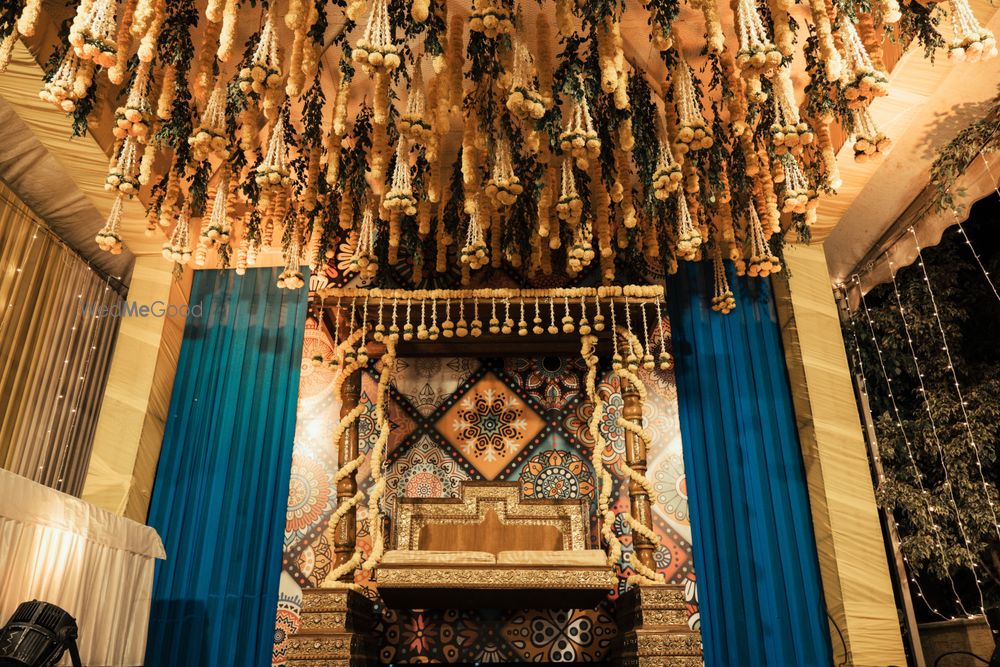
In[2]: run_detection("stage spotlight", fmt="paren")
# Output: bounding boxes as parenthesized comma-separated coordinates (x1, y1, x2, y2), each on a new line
(0, 601, 82, 667)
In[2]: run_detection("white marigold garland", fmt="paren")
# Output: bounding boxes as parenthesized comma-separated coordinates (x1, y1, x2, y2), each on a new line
(323, 328, 369, 588)
(947, 0, 997, 62)
(362, 334, 397, 571)
(613, 326, 666, 585)
(580, 329, 664, 587)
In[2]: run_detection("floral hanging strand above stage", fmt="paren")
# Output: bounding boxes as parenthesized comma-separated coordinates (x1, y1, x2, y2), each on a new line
(2, 0, 996, 308)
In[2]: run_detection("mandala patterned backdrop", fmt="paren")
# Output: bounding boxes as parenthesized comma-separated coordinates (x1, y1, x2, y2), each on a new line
(274, 316, 696, 665)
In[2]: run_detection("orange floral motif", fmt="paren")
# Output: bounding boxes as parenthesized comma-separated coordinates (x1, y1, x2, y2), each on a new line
(402, 614, 438, 654)
(519, 449, 595, 501)
(438, 372, 544, 479)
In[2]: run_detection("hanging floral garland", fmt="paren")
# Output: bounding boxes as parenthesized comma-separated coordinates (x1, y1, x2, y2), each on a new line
(5, 0, 994, 313)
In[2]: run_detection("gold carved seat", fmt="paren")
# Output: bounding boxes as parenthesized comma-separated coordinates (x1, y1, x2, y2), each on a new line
(376, 482, 617, 609)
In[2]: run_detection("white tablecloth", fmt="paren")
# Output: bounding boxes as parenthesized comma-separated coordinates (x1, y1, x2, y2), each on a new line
(0, 467, 165, 666)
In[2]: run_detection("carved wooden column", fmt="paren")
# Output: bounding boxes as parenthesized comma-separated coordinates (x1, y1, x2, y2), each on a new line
(622, 385, 655, 572)
(287, 588, 377, 667)
(333, 369, 361, 581)
(614, 584, 703, 667)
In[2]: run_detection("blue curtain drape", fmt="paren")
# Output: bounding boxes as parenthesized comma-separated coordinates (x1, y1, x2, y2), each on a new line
(145, 267, 308, 667)
(667, 262, 833, 667)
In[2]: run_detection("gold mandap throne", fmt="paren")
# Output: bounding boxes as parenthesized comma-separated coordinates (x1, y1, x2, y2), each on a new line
(287, 480, 702, 667)
(377, 481, 617, 609)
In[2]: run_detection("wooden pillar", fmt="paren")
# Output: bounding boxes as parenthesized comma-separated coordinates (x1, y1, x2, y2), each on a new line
(333, 369, 361, 581)
(623, 385, 655, 573)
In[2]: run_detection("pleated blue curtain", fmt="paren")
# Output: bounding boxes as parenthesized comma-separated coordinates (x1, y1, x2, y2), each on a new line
(667, 262, 833, 667)
(145, 267, 308, 667)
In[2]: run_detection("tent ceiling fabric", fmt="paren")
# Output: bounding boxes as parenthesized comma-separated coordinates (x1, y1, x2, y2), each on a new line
(818, 0, 1000, 285)
(0, 40, 145, 278)
(0, 99, 132, 281)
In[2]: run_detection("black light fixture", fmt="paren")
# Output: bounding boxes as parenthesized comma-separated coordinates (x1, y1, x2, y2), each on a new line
(0, 601, 82, 667)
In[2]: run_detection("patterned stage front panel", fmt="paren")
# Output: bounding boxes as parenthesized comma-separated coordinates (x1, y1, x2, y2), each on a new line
(274, 318, 697, 665)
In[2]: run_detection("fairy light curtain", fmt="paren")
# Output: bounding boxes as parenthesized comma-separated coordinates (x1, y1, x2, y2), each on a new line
(667, 261, 833, 666)
(144, 266, 307, 667)
(0, 180, 122, 496)
(841, 194, 1000, 627)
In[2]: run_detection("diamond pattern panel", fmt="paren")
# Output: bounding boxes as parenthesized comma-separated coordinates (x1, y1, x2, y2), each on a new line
(437, 371, 545, 480)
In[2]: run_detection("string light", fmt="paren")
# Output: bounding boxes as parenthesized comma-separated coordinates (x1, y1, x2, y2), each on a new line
(952, 211, 1000, 305)
(44, 262, 92, 485)
(851, 275, 975, 619)
(908, 228, 1000, 546)
(0, 198, 125, 492)
(56, 269, 116, 490)
(978, 149, 1000, 199)
(0, 228, 39, 339)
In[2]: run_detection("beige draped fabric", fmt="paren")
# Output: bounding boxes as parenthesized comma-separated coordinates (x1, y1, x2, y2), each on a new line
(773, 242, 908, 667)
(0, 180, 123, 496)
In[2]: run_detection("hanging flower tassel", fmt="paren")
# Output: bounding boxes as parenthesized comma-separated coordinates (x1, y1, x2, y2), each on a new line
(188, 77, 230, 161)
(652, 137, 682, 199)
(946, 0, 997, 62)
(399, 63, 434, 145)
(69, 0, 118, 68)
(352, 0, 401, 73)
(485, 136, 523, 206)
(566, 220, 595, 275)
(277, 225, 306, 289)
(96, 193, 126, 254)
(113, 60, 153, 142)
(672, 55, 713, 154)
(778, 153, 817, 215)
(746, 205, 781, 277)
(733, 0, 782, 102)
(851, 106, 893, 162)
(162, 207, 193, 264)
(506, 37, 547, 121)
(200, 172, 232, 248)
(255, 117, 292, 206)
(769, 68, 814, 156)
(350, 205, 380, 280)
(841, 18, 889, 108)
(469, 0, 513, 38)
(460, 200, 489, 270)
(105, 137, 141, 196)
(237, 10, 282, 115)
(556, 157, 584, 224)
(384, 137, 418, 216)
(675, 191, 702, 261)
(558, 86, 601, 170)
(39, 50, 96, 112)
(711, 248, 736, 314)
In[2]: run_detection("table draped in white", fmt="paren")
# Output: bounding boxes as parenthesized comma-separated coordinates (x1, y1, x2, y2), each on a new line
(0, 468, 165, 666)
